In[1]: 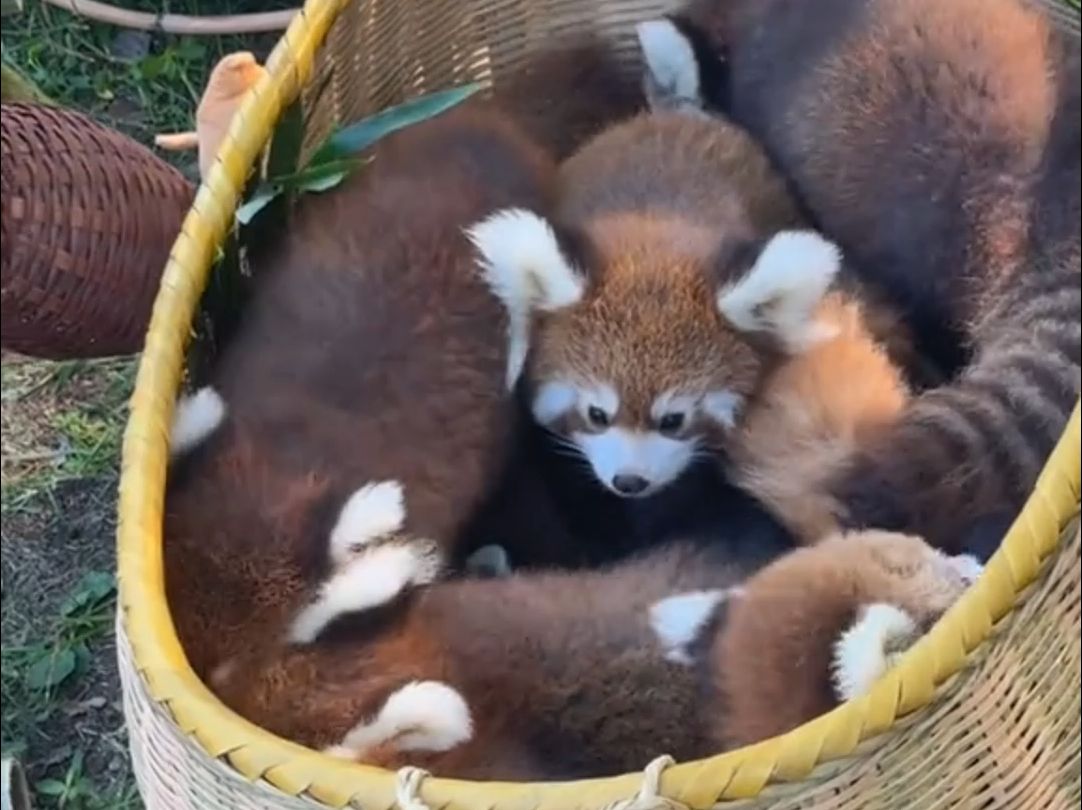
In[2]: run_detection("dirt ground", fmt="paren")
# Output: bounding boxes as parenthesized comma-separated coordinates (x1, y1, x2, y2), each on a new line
(2, 354, 138, 808)
(2, 3, 289, 806)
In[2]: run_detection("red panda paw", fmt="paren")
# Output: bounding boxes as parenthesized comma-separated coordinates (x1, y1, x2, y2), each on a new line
(322, 681, 473, 765)
(170, 386, 226, 458)
(290, 480, 444, 644)
(830, 530, 983, 700)
(464, 544, 513, 578)
(831, 602, 920, 701)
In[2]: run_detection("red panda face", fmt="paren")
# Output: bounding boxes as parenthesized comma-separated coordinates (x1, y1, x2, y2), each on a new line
(526, 267, 764, 497)
(467, 209, 844, 498)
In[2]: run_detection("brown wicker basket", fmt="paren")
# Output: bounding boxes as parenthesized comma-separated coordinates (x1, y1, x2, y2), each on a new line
(0, 103, 194, 359)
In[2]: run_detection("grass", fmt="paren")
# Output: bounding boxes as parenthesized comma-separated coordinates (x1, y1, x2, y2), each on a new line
(0, 2, 289, 806)
(1, 354, 136, 809)
(1, 0, 291, 176)
(1, 358, 134, 515)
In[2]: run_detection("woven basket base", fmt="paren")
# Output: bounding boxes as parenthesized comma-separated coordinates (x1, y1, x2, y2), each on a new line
(119, 522, 1080, 810)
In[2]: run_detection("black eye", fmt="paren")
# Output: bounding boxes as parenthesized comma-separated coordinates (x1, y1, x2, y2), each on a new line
(657, 413, 685, 434)
(587, 406, 610, 427)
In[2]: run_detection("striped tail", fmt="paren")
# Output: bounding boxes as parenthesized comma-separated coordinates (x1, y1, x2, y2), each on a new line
(832, 259, 1080, 554)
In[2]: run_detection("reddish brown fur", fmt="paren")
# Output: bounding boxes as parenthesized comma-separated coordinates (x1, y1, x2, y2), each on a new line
(671, 0, 1081, 552)
(533, 112, 805, 435)
(167, 38, 650, 675)
(166, 105, 560, 677)
(214, 531, 971, 779)
(713, 530, 974, 748)
(725, 292, 910, 543)
(485, 36, 644, 160)
(212, 542, 747, 779)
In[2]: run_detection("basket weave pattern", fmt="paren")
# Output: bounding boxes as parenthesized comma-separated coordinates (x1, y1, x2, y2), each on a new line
(115, 1, 1082, 808)
(0, 104, 194, 359)
(119, 521, 1082, 809)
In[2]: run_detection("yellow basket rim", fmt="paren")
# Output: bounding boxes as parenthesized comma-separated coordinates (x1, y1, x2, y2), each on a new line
(115, 0, 1082, 807)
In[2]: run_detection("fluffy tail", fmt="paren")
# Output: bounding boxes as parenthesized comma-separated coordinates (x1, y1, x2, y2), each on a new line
(832, 261, 1081, 554)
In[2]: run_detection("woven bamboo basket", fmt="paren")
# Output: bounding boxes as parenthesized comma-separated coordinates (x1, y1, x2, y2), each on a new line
(116, 1, 1082, 808)
(0, 104, 194, 359)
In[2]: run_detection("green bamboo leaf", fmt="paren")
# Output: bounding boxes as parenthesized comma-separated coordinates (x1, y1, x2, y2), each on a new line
(311, 83, 482, 164)
(281, 158, 367, 191)
(235, 183, 284, 225)
(298, 171, 349, 193)
(236, 158, 367, 224)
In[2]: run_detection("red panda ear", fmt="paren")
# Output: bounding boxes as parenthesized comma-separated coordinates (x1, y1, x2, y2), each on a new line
(467, 208, 589, 387)
(715, 230, 843, 353)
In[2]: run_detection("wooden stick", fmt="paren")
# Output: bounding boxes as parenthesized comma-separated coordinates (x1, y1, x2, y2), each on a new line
(40, 0, 296, 34)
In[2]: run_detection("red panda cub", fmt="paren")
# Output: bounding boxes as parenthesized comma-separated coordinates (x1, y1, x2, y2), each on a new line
(639, 0, 1081, 554)
(166, 34, 652, 676)
(212, 529, 980, 779)
(468, 112, 845, 501)
(164, 104, 562, 679)
(723, 291, 911, 544)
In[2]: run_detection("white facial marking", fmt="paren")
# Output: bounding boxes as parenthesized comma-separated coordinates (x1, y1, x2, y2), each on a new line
(703, 390, 744, 429)
(579, 382, 620, 423)
(467, 208, 586, 388)
(649, 389, 698, 424)
(717, 230, 842, 352)
(170, 386, 226, 457)
(650, 589, 729, 664)
(531, 380, 578, 424)
(328, 480, 406, 567)
(636, 19, 704, 112)
(289, 541, 441, 643)
(324, 681, 473, 759)
(832, 602, 918, 701)
(572, 427, 694, 496)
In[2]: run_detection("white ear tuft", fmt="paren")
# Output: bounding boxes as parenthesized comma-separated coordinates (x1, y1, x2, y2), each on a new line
(717, 230, 843, 352)
(636, 19, 704, 112)
(324, 681, 473, 759)
(832, 602, 918, 702)
(467, 208, 586, 388)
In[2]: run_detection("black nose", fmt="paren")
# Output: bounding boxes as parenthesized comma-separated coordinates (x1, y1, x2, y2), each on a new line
(612, 474, 650, 495)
